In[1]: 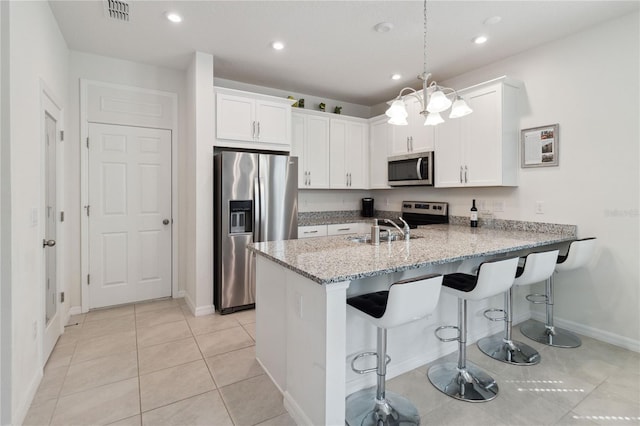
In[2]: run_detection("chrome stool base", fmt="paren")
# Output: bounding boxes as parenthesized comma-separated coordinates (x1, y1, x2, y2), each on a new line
(520, 320, 581, 348)
(477, 336, 541, 365)
(427, 361, 499, 402)
(345, 387, 420, 426)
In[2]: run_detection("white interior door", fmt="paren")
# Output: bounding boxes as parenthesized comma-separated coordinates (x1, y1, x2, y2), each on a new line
(43, 104, 61, 360)
(88, 123, 172, 309)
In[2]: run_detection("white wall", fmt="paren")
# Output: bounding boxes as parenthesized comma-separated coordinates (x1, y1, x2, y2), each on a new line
(371, 12, 639, 348)
(7, 1, 69, 423)
(0, 1, 9, 423)
(183, 52, 215, 314)
(66, 52, 188, 308)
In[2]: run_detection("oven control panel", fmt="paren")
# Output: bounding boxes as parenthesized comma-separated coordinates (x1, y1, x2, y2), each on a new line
(401, 201, 448, 216)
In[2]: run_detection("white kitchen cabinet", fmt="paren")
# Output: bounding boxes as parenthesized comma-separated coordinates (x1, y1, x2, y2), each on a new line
(298, 225, 328, 239)
(434, 77, 521, 188)
(292, 111, 330, 189)
(215, 87, 293, 150)
(327, 223, 360, 236)
(369, 115, 391, 189)
(389, 96, 435, 156)
(329, 118, 369, 189)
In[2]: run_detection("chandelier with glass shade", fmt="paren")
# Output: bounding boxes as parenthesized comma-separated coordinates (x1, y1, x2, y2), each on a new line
(385, 0, 472, 126)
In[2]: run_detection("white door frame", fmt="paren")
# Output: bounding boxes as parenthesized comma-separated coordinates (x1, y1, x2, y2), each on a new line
(80, 80, 179, 313)
(40, 80, 64, 360)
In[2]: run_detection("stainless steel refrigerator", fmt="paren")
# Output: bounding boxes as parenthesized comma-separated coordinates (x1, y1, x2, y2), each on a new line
(214, 151, 298, 314)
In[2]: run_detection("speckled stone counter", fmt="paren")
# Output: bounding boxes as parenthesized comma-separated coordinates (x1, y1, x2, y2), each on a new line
(248, 224, 576, 284)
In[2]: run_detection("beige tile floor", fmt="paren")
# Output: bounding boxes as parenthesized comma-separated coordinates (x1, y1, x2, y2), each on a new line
(24, 301, 640, 426)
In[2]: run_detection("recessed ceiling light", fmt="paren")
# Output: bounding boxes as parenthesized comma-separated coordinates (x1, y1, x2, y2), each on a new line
(484, 16, 502, 25)
(374, 22, 394, 33)
(473, 35, 488, 45)
(272, 41, 285, 51)
(165, 12, 182, 23)
(391, 74, 402, 80)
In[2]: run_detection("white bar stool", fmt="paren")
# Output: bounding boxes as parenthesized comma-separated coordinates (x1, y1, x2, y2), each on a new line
(521, 238, 596, 348)
(345, 274, 443, 426)
(428, 257, 519, 402)
(477, 250, 559, 365)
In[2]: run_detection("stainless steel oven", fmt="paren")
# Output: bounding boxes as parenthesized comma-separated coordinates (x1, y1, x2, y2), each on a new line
(387, 151, 433, 186)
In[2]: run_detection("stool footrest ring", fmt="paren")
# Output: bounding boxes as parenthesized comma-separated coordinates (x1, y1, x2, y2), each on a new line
(350, 351, 391, 375)
(435, 325, 460, 343)
(525, 293, 548, 304)
(483, 308, 506, 322)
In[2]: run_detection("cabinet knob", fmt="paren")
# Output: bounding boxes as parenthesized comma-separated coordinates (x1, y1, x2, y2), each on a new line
(163, 219, 170, 225)
(42, 239, 56, 248)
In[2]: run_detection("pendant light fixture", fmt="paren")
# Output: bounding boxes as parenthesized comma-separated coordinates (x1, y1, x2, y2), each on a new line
(385, 0, 472, 126)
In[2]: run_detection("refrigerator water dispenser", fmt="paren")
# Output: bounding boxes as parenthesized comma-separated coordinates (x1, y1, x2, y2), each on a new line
(229, 200, 252, 234)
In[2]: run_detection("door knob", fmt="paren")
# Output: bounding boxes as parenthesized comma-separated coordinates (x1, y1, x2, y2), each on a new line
(163, 219, 170, 225)
(42, 239, 56, 248)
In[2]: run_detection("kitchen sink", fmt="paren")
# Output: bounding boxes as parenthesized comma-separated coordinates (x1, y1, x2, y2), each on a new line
(346, 234, 423, 243)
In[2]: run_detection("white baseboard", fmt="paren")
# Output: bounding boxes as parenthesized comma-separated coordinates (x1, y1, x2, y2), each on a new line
(68, 306, 82, 316)
(182, 293, 215, 317)
(283, 391, 314, 426)
(530, 311, 640, 353)
(14, 368, 43, 426)
(194, 304, 215, 317)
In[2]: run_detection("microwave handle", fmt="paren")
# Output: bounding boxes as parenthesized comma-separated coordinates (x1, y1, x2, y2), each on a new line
(416, 157, 423, 180)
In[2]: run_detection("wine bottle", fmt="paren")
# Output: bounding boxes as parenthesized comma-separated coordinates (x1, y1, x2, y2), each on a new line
(470, 199, 478, 228)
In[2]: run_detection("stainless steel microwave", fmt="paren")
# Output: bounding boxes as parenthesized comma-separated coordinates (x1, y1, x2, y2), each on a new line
(387, 152, 434, 186)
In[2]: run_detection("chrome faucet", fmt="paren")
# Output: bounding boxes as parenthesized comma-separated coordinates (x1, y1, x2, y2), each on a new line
(383, 218, 411, 241)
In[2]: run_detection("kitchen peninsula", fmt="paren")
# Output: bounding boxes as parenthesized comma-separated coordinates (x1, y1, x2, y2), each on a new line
(248, 223, 576, 425)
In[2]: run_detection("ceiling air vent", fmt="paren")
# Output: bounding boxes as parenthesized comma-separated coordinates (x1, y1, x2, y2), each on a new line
(104, 0, 130, 22)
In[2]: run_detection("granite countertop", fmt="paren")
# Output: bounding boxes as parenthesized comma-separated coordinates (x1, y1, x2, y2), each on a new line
(248, 224, 576, 285)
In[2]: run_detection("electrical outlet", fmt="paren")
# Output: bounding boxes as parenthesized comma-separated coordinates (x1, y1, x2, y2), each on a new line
(477, 200, 487, 211)
(535, 201, 545, 214)
(493, 201, 505, 212)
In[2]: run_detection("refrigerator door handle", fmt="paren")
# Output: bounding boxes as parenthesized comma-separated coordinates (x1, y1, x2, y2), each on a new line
(254, 176, 267, 242)
(253, 177, 261, 242)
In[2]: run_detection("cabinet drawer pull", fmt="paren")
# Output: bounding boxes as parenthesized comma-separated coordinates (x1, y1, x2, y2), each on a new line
(460, 166, 463, 183)
(304, 230, 318, 234)
(464, 165, 468, 183)
(337, 228, 350, 231)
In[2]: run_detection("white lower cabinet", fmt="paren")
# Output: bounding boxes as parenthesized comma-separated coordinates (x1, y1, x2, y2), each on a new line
(434, 77, 521, 188)
(298, 222, 369, 239)
(298, 225, 328, 239)
(327, 223, 360, 236)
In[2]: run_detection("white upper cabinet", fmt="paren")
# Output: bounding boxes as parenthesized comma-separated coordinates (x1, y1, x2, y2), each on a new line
(369, 115, 391, 189)
(329, 118, 369, 189)
(292, 111, 331, 189)
(390, 96, 435, 156)
(215, 87, 293, 150)
(434, 77, 521, 188)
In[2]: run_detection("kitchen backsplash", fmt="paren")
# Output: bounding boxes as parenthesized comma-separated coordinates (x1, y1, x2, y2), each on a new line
(299, 210, 576, 236)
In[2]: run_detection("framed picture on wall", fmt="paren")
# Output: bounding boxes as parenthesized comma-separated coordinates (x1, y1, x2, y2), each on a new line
(521, 124, 559, 168)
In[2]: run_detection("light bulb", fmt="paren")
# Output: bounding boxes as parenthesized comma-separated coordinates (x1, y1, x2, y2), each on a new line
(449, 97, 473, 118)
(385, 99, 408, 119)
(426, 90, 452, 113)
(424, 112, 444, 126)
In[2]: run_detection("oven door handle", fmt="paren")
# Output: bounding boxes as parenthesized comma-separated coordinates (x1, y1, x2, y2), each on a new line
(416, 158, 423, 180)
